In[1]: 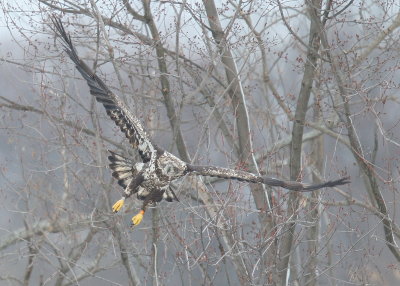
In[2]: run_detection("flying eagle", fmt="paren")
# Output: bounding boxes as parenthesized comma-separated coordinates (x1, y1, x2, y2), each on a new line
(52, 18, 349, 226)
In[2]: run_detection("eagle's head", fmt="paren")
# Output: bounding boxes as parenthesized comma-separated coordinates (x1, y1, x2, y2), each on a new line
(157, 152, 188, 180)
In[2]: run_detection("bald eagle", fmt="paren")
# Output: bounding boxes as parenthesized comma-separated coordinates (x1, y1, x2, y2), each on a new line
(52, 18, 349, 226)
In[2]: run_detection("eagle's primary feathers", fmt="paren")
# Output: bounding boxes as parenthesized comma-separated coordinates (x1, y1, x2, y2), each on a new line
(52, 17, 350, 226)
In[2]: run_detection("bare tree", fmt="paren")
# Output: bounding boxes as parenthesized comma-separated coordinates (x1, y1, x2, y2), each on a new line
(1, 0, 400, 285)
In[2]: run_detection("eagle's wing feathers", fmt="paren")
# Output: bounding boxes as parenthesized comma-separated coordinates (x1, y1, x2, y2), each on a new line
(187, 164, 350, 192)
(52, 18, 156, 162)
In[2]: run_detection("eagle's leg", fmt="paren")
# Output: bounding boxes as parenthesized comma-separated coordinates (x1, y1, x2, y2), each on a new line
(112, 196, 126, 213)
(112, 187, 135, 212)
(131, 198, 152, 226)
(112, 173, 144, 213)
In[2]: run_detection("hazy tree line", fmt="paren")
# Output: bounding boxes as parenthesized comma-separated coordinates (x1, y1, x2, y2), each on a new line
(1, 0, 400, 285)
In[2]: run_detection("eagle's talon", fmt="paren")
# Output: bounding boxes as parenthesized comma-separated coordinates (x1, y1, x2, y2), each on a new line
(132, 210, 145, 226)
(112, 199, 125, 213)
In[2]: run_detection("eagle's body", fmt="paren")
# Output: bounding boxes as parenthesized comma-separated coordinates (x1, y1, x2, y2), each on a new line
(108, 149, 187, 202)
(52, 18, 350, 226)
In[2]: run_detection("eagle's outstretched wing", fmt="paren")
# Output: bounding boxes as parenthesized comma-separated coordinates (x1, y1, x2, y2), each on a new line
(52, 17, 157, 163)
(187, 164, 350, 192)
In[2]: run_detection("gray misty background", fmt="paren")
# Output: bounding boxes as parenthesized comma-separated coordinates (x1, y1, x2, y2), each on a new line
(1, 1, 400, 285)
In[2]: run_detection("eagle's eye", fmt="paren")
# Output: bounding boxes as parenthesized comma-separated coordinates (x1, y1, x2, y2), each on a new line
(166, 166, 174, 174)
(162, 163, 177, 176)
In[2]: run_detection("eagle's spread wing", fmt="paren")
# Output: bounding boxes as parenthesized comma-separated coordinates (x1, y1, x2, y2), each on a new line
(52, 18, 156, 162)
(187, 164, 350, 192)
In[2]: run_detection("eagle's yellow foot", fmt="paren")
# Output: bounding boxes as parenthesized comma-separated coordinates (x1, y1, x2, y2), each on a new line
(132, 210, 145, 226)
(112, 198, 125, 213)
